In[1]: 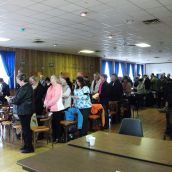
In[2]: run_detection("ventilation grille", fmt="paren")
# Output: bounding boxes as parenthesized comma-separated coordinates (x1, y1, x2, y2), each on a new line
(33, 39, 45, 43)
(143, 18, 160, 25)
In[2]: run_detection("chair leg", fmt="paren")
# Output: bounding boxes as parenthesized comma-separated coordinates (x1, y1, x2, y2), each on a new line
(65, 127, 68, 143)
(21, 130, 23, 144)
(33, 132, 36, 150)
(8, 126, 11, 143)
(12, 128, 14, 143)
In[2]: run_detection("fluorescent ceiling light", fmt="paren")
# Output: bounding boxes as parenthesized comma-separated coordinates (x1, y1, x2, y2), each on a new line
(80, 12, 87, 17)
(0, 37, 10, 41)
(108, 35, 113, 39)
(135, 43, 151, 47)
(79, 50, 95, 54)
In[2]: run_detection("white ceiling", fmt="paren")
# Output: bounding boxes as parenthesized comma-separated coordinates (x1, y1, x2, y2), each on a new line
(1, 0, 172, 63)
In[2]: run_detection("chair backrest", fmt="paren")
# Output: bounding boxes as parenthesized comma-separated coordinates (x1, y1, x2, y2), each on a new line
(108, 101, 118, 113)
(119, 118, 143, 137)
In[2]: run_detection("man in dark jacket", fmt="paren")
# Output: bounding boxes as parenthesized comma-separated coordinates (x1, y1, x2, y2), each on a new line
(0, 78, 10, 104)
(98, 74, 110, 129)
(11, 74, 34, 153)
(164, 79, 172, 136)
(109, 74, 123, 101)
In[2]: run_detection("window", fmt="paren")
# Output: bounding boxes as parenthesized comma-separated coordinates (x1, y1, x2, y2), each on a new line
(129, 64, 134, 81)
(0, 55, 9, 84)
(105, 62, 111, 83)
(118, 63, 123, 77)
(139, 65, 142, 77)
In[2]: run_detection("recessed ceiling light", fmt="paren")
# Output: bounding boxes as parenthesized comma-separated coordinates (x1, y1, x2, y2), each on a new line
(53, 44, 57, 47)
(0, 37, 10, 41)
(79, 49, 95, 54)
(80, 12, 87, 17)
(108, 35, 113, 39)
(135, 43, 151, 48)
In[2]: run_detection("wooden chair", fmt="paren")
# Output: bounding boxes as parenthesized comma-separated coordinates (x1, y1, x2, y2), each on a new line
(31, 116, 53, 150)
(89, 104, 104, 130)
(12, 124, 22, 143)
(1, 121, 12, 142)
(0, 106, 12, 142)
(108, 101, 119, 123)
(60, 113, 77, 143)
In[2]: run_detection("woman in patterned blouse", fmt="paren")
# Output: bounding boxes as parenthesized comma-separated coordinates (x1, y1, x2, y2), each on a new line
(73, 76, 92, 136)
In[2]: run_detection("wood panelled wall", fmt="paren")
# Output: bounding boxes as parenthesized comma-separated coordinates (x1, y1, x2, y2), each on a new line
(0, 47, 100, 80)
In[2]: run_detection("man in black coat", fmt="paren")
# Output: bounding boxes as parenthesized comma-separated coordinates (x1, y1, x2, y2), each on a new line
(109, 74, 123, 101)
(0, 78, 10, 104)
(11, 74, 34, 153)
(98, 74, 110, 129)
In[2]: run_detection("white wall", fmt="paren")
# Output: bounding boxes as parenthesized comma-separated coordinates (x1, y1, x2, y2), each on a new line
(145, 63, 172, 76)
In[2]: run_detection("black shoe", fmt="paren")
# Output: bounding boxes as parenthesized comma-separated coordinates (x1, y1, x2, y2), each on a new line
(21, 149, 34, 153)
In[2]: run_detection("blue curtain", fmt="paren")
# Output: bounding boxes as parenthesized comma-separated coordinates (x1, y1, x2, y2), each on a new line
(131, 64, 135, 78)
(102, 60, 106, 74)
(0, 51, 16, 89)
(137, 64, 139, 75)
(121, 62, 125, 76)
(115, 62, 119, 76)
(107, 61, 113, 77)
(141, 65, 144, 75)
(126, 63, 130, 76)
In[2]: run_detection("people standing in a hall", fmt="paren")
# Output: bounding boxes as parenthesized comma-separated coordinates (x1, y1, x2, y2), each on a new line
(45, 77, 51, 91)
(0, 78, 10, 104)
(60, 78, 71, 110)
(158, 73, 167, 108)
(29, 76, 46, 117)
(29, 76, 46, 140)
(167, 73, 171, 82)
(38, 72, 46, 87)
(109, 74, 123, 101)
(98, 74, 110, 129)
(122, 76, 132, 96)
(73, 76, 92, 136)
(143, 74, 151, 93)
(164, 78, 172, 136)
(90, 73, 101, 95)
(10, 74, 34, 153)
(44, 75, 64, 143)
(16, 67, 24, 90)
(65, 77, 73, 92)
(136, 78, 146, 107)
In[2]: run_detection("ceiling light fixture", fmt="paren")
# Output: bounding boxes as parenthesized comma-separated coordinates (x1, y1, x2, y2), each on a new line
(108, 35, 113, 39)
(0, 37, 10, 42)
(135, 43, 151, 48)
(53, 44, 57, 47)
(80, 12, 87, 17)
(79, 49, 95, 54)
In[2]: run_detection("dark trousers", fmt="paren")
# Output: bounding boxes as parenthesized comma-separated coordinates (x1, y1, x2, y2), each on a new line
(80, 108, 91, 136)
(52, 111, 64, 140)
(102, 104, 109, 129)
(19, 115, 33, 150)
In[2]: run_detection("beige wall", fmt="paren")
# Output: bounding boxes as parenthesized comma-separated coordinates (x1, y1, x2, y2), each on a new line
(0, 46, 100, 80)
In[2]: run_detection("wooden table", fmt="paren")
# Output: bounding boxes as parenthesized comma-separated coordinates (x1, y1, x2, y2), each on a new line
(17, 146, 172, 172)
(69, 131, 172, 167)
